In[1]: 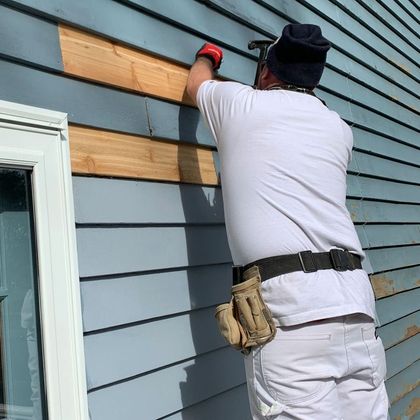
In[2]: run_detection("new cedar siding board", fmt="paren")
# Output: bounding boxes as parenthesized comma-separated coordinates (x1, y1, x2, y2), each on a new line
(0, 1, 418, 419)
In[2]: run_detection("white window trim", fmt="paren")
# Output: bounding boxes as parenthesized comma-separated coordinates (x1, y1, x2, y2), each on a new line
(0, 100, 88, 419)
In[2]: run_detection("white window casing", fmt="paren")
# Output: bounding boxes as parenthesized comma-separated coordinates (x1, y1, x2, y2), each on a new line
(0, 100, 89, 419)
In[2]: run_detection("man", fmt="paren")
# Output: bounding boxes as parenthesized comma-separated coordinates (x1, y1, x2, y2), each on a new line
(187, 24, 389, 419)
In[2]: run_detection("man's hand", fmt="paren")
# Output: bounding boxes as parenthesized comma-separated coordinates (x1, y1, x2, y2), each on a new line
(187, 43, 224, 106)
(195, 43, 223, 70)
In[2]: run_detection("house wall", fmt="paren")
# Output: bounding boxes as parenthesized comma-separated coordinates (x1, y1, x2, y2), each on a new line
(0, 0, 419, 418)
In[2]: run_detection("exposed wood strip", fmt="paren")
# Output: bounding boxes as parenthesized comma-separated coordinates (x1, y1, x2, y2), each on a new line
(69, 125, 218, 185)
(59, 24, 193, 105)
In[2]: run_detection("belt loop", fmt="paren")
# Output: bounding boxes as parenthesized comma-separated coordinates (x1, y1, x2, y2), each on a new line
(298, 251, 317, 273)
(330, 249, 347, 271)
(345, 250, 355, 270)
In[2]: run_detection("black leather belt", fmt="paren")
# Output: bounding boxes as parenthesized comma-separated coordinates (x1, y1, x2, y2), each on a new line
(233, 249, 362, 284)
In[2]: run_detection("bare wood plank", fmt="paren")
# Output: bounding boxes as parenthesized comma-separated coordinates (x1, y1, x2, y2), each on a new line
(69, 125, 218, 185)
(59, 24, 193, 105)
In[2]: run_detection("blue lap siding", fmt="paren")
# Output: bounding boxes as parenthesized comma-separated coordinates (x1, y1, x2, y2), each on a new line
(0, 0, 419, 418)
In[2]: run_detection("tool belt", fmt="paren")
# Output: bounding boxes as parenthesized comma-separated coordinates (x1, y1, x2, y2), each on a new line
(215, 266, 276, 354)
(215, 249, 361, 353)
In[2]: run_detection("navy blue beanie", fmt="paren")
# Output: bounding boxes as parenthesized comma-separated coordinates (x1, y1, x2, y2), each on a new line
(266, 24, 331, 88)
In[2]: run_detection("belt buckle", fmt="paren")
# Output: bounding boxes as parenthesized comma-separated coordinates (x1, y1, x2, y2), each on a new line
(330, 249, 347, 271)
(298, 251, 317, 273)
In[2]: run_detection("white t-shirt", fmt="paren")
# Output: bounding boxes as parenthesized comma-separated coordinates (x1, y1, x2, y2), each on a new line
(197, 80, 376, 326)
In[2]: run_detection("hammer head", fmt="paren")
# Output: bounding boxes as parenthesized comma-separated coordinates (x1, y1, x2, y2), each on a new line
(248, 40, 273, 87)
(248, 40, 273, 52)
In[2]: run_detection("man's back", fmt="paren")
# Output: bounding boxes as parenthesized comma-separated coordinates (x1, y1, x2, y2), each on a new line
(198, 81, 362, 265)
(197, 80, 376, 327)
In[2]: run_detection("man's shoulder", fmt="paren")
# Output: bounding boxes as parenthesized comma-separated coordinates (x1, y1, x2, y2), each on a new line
(198, 80, 253, 99)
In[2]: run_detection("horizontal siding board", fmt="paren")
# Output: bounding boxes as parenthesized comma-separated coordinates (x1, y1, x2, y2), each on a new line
(85, 307, 225, 389)
(376, 287, 420, 326)
(345, 100, 419, 148)
(0, 59, 150, 136)
(367, 246, 420, 273)
(386, 359, 420, 404)
(87, 347, 245, 420)
(346, 199, 365, 223)
(378, 311, 420, 349)
(73, 177, 224, 224)
(69, 125, 218, 185)
(0, 4, 63, 71)
(346, 175, 363, 197)
(386, 334, 420, 379)
(352, 152, 420, 185)
(146, 98, 215, 147)
(347, 176, 420, 206)
(360, 225, 420, 248)
(163, 384, 250, 420)
(354, 177, 420, 204)
(77, 226, 231, 277)
(355, 226, 369, 248)
(347, 200, 420, 224)
(81, 264, 231, 331)
(352, 127, 420, 167)
(389, 384, 420, 420)
(371, 265, 420, 299)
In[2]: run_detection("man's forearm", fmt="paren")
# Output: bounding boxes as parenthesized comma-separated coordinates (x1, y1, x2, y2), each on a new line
(186, 57, 215, 106)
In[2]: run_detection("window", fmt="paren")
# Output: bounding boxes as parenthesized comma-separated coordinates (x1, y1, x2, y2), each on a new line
(0, 100, 88, 419)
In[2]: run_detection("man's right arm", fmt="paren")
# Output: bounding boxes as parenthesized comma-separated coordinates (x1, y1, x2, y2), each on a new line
(187, 43, 223, 106)
(186, 57, 215, 106)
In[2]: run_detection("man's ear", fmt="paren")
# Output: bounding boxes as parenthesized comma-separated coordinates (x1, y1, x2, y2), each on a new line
(257, 65, 271, 89)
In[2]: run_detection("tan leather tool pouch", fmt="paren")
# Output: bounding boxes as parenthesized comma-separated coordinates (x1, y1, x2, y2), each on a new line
(215, 266, 276, 354)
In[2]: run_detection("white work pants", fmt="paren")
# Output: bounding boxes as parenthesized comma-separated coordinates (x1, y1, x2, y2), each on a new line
(244, 313, 389, 419)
